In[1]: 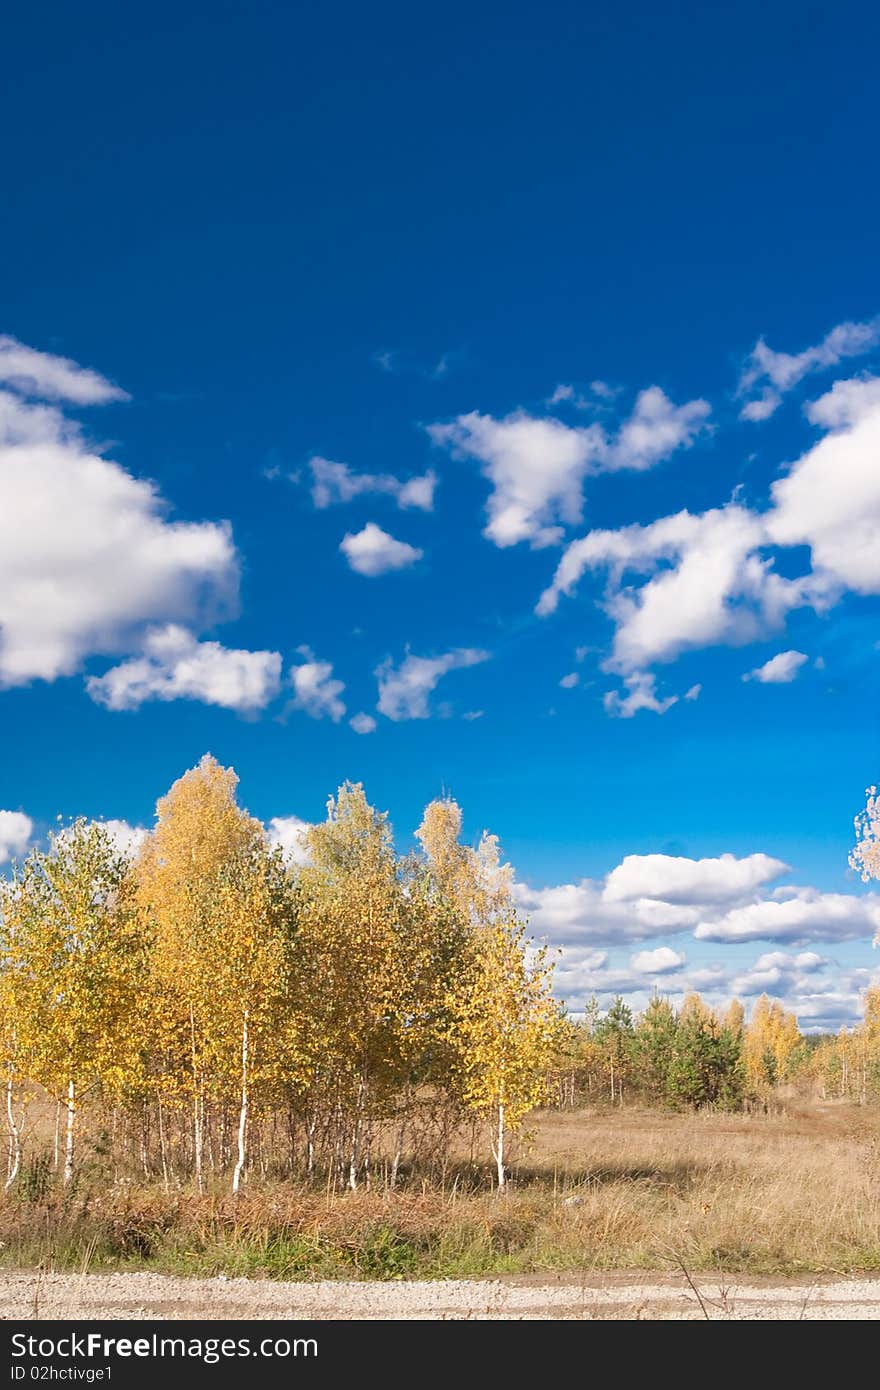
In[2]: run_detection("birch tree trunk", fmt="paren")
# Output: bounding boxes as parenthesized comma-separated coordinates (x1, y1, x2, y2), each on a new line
(5, 1078, 21, 1191)
(390, 1112, 406, 1191)
(232, 1011, 249, 1195)
(63, 1078, 75, 1186)
(306, 1111, 317, 1181)
(158, 1098, 170, 1193)
(189, 1003, 204, 1194)
(348, 1079, 366, 1191)
(494, 1101, 506, 1190)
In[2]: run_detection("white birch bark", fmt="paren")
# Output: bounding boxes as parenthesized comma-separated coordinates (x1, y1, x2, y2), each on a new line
(63, 1078, 75, 1186)
(5, 1078, 21, 1191)
(232, 1011, 249, 1195)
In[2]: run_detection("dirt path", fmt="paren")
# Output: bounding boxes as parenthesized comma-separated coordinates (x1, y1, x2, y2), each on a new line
(2, 1269, 880, 1319)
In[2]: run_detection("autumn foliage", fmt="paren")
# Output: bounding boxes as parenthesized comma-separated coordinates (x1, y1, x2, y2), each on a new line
(0, 756, 559, 1193)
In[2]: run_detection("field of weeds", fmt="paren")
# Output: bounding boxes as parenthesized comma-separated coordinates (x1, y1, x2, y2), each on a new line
(3, 1103, 879, 1280)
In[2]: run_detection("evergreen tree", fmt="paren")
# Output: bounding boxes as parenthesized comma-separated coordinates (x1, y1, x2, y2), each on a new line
(634, 995, 678, 1103)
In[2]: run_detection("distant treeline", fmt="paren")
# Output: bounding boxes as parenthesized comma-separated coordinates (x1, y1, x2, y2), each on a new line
(549, 989, 880, 1109)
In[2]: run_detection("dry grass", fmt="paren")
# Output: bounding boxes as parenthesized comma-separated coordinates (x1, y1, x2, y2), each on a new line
(3, 1102, 879, 1279)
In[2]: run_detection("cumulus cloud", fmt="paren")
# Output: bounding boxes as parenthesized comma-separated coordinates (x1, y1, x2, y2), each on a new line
(514, 878, 701, 945)
(559, 672, 579, 689)
(743, 650, 808, 684)
(730, 949, 827, 996)
(427, 387, 709, 549)
(267, 814, 312, 867)
(350, 711, 377, 734)
(738, 316, 880, 421)
(513, 846, 880, 956)
(805, 375, 880, 430)
(537, 505, 805, 668)
(309, 456, 436, 512)
(0, 341, 238, 689)
(290, 656, 346, 722)
(339, 523, 423, 577)
(695, 888, 880, 944)
(606, 387, 710, 470)
(605, 852, 788, 905)
(0, 335, 129, 404)
(515, 843, 880, 1025)
(765, 392, 880, 595)
(428, 410, 603, 548)
(97, 819, 148, 859)
(87, 626, 282, 712)
(630, 946, 686, 974)
(376, 647, 489, 721)
(0, 810, 33, 863)
(538, 391, 880, 694)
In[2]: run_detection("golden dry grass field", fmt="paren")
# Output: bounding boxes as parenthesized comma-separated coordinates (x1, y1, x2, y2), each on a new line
(2, 1101, 879, 1281)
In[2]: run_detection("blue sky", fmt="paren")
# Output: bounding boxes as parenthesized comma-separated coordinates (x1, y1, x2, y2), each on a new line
(2, 0, 880, 1028)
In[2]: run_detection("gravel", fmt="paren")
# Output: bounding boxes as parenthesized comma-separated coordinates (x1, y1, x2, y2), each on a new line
(4, 1270, 880, 1320)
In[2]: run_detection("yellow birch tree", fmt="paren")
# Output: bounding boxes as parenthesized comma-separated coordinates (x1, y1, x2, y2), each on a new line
(1, 821, 146, 1184)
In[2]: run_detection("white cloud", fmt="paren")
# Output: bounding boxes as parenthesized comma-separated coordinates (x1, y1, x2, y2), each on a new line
(515, 878, 701, 945)
(290, 657, 346, 722)
(695, 888, 880, 944)
(605, 851, 788, 905)
(538, 393, 880, 684)
(98, 819, 148, 859)
(339, 523, 423, 577)
(547, 384, 575, 405)
(630, 946, 686, 974)
(684, 683, 702, 701)
(546, 381, 620, 411)
(605, 387, 710, 471)
(535, 370, 880, 701)
(428, 388, 709, 549)
(537, 505, 806, 672)
(0, 810, 33, 863)
(350, 711, 377, 734)
(428, 410, 603, 548)
(0, 344, 238, 688)
(0, 335, 129, 404)
(804, 375, 880, 430)
(515, 845, 880, 1022)
(376, 647, 489, 721)
(731, 949, 827, 996)
(267, 815, 312, 867)
(309, 456, 436, 512)
(765, 393, 880, 595)
(87, 626, 281, 712)
(738, 317, 880, 420)
(603, 671, 679, 718)
(743, 649, 808, 684)
(559, 672, 579, 689)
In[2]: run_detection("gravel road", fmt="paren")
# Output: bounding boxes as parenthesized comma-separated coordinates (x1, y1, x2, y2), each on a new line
(3, 1270, 880, 1320)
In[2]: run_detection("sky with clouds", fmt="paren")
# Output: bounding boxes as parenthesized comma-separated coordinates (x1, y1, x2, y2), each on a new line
(2, 0, 880, 1030)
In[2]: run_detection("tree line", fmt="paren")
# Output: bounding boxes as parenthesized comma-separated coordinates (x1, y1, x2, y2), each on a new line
(551, 988, 880, 1109)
